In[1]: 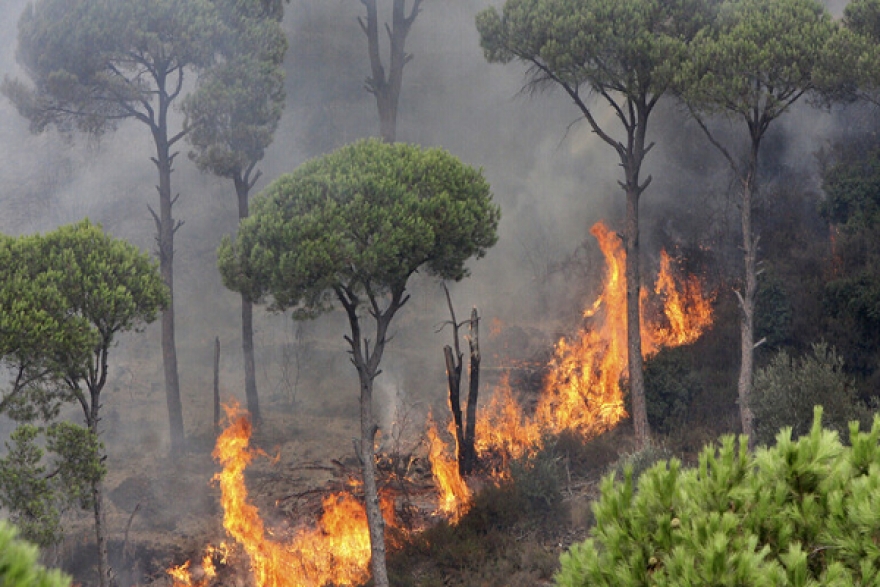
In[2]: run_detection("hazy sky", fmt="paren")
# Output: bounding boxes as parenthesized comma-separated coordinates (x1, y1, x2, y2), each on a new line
(0, 0, 843, 440)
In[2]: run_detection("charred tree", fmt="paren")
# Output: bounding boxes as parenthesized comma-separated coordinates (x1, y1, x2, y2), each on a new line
(440, 284, 481, 476)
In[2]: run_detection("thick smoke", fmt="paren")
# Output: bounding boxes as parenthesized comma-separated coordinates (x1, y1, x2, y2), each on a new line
(0, 0, 846, 569)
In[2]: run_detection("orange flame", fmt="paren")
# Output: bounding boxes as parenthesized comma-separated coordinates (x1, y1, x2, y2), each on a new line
(474, 375, 540, 464)
(642, 249, 715, 355)
(469, 222, 714, 464)
(426, 415, 472, 519)
(169, 402, 395, 587)
(534, 222, 630, 438)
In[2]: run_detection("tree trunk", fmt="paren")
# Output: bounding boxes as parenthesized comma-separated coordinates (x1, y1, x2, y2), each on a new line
(358, 369, 389, 587)
(235, 176, 260, 425)
(625, 185, 650, 449)
(85, 377, 112, 587)
(443, 345, 466, 474)
(360, 0, 423, 143)
(153, 117, 185, 457)
(737, 153, 759, 444)
(338, 289, 401, 587)
(92, 480, 112, 587)
(462, 307, 480, 475)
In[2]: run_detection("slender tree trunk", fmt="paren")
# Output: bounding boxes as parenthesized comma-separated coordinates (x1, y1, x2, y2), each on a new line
(358, 368, 389, 587)
(92, 480, 112, 587)
(737, 144, 759, 444)
(85, 378, 112, 587)
(360, 0, 424, 143)
(152, 113, 185, 456)
(623, 101, 652, 450)
(235, 176, 260, 425)
(462, 307, 480, 475)
(625, 185, 649, 448)
(443, 345, 466, 473)
(339, 289, 401, 587)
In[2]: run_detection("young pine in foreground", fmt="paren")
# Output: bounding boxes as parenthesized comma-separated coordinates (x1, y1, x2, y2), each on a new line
(557, 407, 880, 586)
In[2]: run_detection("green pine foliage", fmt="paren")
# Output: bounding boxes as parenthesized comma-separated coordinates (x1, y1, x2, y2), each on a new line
(556, 407, 880, 586)
(0, 521, 70, 587)
(752, 343, 871, 446)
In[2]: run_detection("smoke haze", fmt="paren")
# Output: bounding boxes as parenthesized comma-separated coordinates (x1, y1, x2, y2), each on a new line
(0, 0, 843, 477)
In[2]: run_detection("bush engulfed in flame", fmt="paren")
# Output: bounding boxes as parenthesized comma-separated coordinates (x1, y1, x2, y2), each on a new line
(168, 403, 392, 587)
(431, 221, 715, 508)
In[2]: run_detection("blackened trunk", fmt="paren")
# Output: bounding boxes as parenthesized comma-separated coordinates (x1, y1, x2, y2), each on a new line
(235, 176, 260, 425)
(461, 307, 480, 475)
(443, 345, 466, 475)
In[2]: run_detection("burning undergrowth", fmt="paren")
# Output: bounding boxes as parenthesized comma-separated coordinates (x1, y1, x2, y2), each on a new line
(428, 221, 715, 513)
(167, 221, 714, 587)
(168, 402, 423, 587)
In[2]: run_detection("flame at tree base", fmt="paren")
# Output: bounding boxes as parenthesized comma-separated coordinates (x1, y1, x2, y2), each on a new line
(429, 222, 715, 510)
(169, 403, 393, 587)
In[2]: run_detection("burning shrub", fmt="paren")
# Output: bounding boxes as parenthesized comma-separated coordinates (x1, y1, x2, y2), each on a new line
(555, 408, 880, 587)
(751, 343, 871, 446)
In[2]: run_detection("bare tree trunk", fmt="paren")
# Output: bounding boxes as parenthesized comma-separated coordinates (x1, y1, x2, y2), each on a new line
(622, 100, 653, 450)
(85, 378, 112, 587)
(234, 175, 261, 425)
(443, 345, 466, 469)
(359, 0, 425, 143)
(462, 307, 480, 475)
(357, 370, 389, 587)
(151, 103, 185, 456)
(687, 111, 765, 447)
(92, 480, 112, 587)
(737, 152, 759, 444)
(337, 287, 404, 587)
(625, 185, 649, 449)
(214, 336, 221, 434)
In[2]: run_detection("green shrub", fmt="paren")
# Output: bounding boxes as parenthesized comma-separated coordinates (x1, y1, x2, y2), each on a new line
(643, 347, 701, 434)
(509, 450, 562, 514)
(752, 342, 870, 446)
(0, 521, 70, 587)
(607, 442, 672, 484)
(555, 408, 880, 586)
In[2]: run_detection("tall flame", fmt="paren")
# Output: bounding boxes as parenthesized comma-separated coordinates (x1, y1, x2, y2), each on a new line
(448, 222, 714, 477)
(426, 415, 472, 519)
(642, 249, 714, 354)
(170, 219, 715, 578)
(169, 402, 392, 587)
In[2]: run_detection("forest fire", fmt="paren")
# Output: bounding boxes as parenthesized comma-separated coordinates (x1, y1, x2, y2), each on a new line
(426, 416, 472, 519)
(433, 221, 715, 501)
(170, 221, 714, 585)
(535, 223, 714, 439)
(168, 403, 387, 587)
